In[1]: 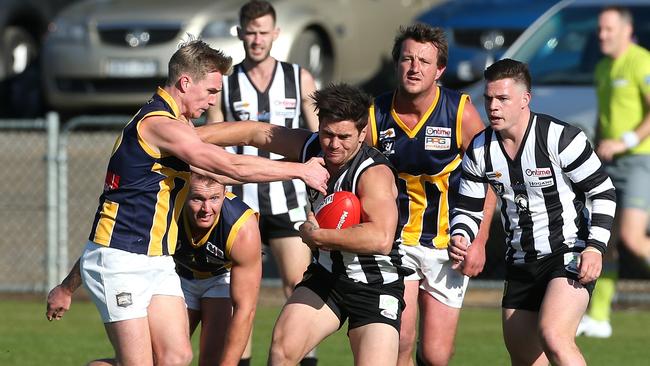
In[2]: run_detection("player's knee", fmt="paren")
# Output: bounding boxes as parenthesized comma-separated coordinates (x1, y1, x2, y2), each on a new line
(269, 332, 299, 365)
(268, 343, 295, 366)
(539, 327, 573, 359)
(417, 344, 454, 366)
(156, 346, 193, 366)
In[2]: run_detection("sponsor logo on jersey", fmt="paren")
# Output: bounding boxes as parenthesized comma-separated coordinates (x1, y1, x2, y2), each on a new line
(424, 136, 451, 151)
(273, 98, 297, 109)
(233, 101, 250, 110)
(487, 171, 502, 179)
(525, 168, 552, 177)
(425, 126, 452, 137)
(528, 179, 554, 188)
(274, 110, 296, 118)
(116, 292, 133, 308)
(380, 128, 396, 138)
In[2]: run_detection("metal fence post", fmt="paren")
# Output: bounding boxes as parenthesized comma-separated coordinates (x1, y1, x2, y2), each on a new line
(46, 112, 60, 292)
(58, 117, 70, 284)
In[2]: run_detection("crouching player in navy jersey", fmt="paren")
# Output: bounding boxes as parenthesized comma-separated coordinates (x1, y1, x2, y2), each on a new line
(173, 173, 261, 366)
(47, 173, 262, 366)
(449, 59, 616, 366)
(197, 83, 410, 366)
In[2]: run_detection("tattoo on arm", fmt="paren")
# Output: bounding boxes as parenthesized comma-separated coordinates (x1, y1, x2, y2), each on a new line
(61, 260, 82, 292)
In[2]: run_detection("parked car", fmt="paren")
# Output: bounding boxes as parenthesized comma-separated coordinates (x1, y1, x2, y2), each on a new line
(0, 0, 78, 117)
(41, 0, 440, 113)
(416, 0, 558, 89)
(466, 0, 650, 141)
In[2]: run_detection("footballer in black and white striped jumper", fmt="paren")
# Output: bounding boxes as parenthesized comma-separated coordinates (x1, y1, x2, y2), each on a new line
(448, 59, 616, 366)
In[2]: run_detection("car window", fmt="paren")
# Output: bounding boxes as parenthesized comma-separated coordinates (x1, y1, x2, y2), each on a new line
(511, 5, 650, 86)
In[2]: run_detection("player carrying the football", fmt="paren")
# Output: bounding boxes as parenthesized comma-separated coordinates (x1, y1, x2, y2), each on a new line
(197, 83, 410, 366)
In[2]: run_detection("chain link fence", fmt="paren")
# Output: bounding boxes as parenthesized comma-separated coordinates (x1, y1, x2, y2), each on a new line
(58, 116, 131, 287)
(0, 115, 57, 292)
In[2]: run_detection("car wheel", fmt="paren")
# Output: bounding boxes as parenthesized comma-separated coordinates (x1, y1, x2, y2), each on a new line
(1, 26, 38, 80)
(289, 30, 333, 89)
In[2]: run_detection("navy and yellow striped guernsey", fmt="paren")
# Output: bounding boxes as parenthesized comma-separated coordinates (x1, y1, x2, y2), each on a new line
(88, 87, 191, 256)
(369, 86, 467, 249)
(174, 192, 256, 279)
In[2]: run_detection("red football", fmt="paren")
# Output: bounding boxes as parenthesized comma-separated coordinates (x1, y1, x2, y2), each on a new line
(314, 191, 361, 229)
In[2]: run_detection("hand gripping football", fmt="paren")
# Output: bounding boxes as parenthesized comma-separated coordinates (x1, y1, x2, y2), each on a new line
(314, 191, 361, 229)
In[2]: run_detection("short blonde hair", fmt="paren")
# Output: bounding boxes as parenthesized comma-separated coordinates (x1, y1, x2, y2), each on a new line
(166, 39, 232, 86)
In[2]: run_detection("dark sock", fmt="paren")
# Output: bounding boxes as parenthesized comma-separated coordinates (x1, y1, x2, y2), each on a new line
(300, 356, 318, 366)
(238, 358, 251, 366)
(416, 346, 426, 366)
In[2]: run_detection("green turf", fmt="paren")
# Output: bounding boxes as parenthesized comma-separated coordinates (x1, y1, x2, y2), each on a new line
(1, 299, 648, 365)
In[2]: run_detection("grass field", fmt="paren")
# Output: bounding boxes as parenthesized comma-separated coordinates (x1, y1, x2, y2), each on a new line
(1, 296, 648, 365)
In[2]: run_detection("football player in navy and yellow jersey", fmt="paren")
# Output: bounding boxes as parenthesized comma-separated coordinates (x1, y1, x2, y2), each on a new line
(46, 173, 262, 366)
(174, 174, 261, 366)
(367, 24, 497, 366)
(45, 39, 328, 366)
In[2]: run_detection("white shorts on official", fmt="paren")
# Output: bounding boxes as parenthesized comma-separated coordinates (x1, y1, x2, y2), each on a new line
(401, 244, 469, 308)
(80, 241, 184, 323)
(180, 272, 231, 310)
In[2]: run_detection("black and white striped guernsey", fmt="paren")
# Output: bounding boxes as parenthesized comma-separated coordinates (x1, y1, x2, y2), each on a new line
(300, 133, 407, 285)
(221, 61, 307, 215)
(450, 112, 616, 265)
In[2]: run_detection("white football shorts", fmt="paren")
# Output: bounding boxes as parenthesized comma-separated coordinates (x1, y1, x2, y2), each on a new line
(180, 272, 231, 310)
(401, 244, 469, 308)
(80, 241, 184, 323)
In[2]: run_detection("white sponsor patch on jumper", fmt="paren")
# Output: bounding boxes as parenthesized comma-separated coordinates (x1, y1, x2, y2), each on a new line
(425, 126, 452, 137)
(379, 294, 399, 320)
(425, 136, 451, 150)
(380, 128, 396, 138)
(528, 179, 554, 188)
(525, 168, 552, 177)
